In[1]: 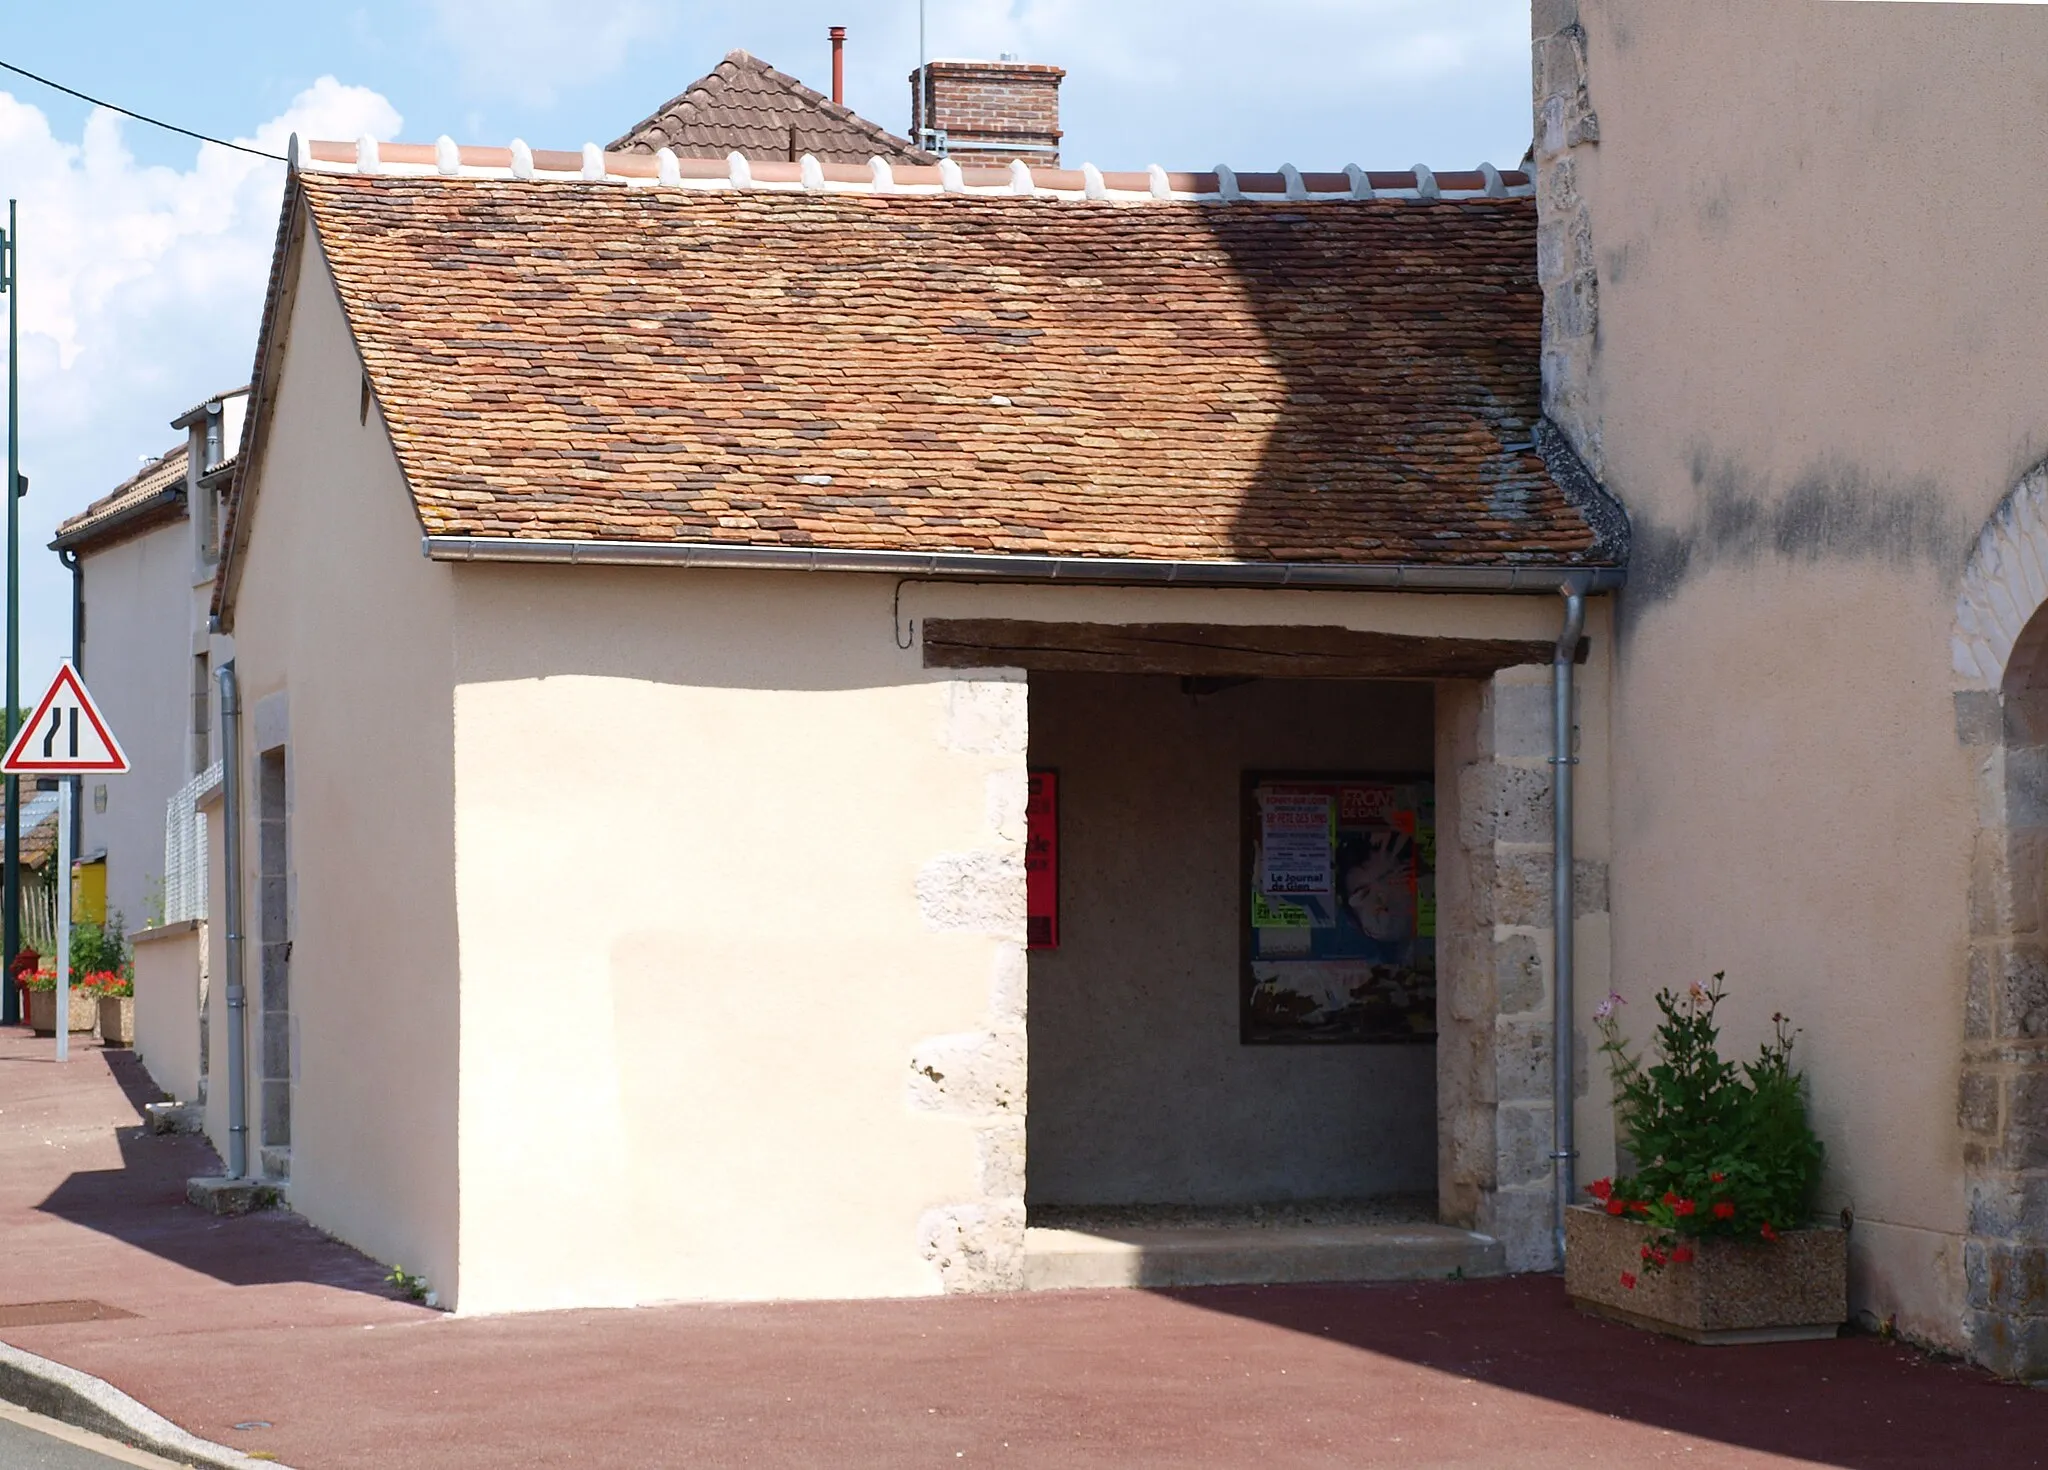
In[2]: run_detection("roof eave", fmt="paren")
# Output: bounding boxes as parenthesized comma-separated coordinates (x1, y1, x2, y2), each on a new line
(420, 534, 1625, 594)
(51, 486, 187, 556)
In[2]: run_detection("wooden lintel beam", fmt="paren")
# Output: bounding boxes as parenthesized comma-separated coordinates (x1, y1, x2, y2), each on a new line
(921, 620, 1586, 679)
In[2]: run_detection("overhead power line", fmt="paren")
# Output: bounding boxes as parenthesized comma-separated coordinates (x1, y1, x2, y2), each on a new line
(0, 59, 286, 162)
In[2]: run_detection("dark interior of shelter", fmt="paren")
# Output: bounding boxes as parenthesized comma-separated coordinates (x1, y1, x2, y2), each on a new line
(1024, 672, 1438, 1230)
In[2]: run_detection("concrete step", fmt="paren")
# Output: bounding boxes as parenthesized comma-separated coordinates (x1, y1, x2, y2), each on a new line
(185, 1176, 282, 1217)
(1022, 1221, 1505, 1292)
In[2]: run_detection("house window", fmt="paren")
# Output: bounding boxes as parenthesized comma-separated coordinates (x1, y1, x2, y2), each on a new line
(191, 654, 210, 774)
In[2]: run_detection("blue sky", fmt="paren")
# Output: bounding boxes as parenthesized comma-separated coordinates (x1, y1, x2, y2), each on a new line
(0, 0, 1533, 681)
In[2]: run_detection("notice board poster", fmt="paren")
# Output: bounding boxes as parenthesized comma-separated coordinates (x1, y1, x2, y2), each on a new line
(1027, 771, 1058, 950)
(1243, 775, 1435, 1044)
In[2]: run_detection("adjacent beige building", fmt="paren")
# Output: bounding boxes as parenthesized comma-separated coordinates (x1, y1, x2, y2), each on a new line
(1535, 0, 2048, 1373)
(51, 390, 243, 936)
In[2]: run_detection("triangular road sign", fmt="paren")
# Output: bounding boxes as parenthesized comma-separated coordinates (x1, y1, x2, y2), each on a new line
(2, 663, 128, 774)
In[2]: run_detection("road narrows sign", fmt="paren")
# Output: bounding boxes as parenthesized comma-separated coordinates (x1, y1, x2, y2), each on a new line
(2, 662, 128, 775)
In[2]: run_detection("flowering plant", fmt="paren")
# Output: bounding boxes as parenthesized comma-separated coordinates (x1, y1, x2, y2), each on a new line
(75, 970, 132, 998)
(1587, 975, 1824, 1281)
(19, 968, 130, 996)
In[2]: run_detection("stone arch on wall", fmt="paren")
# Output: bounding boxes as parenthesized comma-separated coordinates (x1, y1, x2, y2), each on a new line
(1953, 458, 2048, 1378)
(1952, 461, 2048, 689)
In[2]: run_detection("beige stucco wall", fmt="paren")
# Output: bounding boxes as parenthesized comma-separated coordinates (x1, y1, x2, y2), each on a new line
(445, 564, 1595, 1311)
(222, 229, 460, 1295)
(75, 515, 200, 930)
(1546, 0, 2048, 1345)
(131, 920, 201, 1104)
(445, 565, 1027, 1311)
(1026, 672, 1437, 1207)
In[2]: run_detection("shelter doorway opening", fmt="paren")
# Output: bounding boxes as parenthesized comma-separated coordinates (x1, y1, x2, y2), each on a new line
(1023, 673, 1438, 1231)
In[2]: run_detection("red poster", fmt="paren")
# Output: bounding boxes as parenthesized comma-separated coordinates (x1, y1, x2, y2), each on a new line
(1026, 771, 1058, 950)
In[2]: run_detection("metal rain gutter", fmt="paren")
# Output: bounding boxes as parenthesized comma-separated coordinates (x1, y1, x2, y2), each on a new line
(422, 535, 1628, 595)
(215, 660, 249, 1180)
(1550, 583, 1588, 1267)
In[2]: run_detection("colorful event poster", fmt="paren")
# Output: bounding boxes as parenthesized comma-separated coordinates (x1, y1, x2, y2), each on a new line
(1026, 771, 1058, 950)
(1244, 777, 1436, 1044)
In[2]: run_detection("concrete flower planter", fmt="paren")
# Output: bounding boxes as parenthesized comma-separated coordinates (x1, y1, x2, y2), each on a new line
(98, 995, 135, 1047)
(27, 989, 99, 1037)
(1565, 1204, 1847, 1344)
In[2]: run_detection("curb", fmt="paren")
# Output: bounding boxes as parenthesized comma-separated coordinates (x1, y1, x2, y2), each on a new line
(0, 1339, 292, 1469)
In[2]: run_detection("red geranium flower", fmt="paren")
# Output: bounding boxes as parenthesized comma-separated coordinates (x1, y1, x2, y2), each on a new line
(1710, 1172, 1726, 1183)
(1760, 1222, 1779, 1243)
(1674, 1199, 1697, 1217)
(1629, 1201, 1650, 1216)
(1661, 1191, 1679, 1206)
(1619, 1272, 1637, 1290)
(1672, 1246, 1695, 1264)
(1589, 1178, 1613, 1201)
(1605, 1198, 1626, 1216)
(1712, 1201, 1736, 1220)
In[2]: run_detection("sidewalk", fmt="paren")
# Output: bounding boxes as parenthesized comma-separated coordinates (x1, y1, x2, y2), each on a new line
(2, 1027, 2045, 1470)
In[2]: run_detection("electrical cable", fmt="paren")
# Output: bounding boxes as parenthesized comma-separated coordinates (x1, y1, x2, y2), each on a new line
(0, 59, 286, 162)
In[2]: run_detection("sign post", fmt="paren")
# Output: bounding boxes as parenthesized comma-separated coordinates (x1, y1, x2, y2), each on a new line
(2, 662, 126, 1058)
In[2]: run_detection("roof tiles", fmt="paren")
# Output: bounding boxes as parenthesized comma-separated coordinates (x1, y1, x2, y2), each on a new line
(294, 170, 1617, 570)
(53, 444, 187, 553)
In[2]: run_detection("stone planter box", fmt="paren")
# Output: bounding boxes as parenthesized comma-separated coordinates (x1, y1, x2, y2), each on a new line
(1565, 1204, 1847, 1344)
(97, 995, 134, 1047)
(27, 989, 98, 1037)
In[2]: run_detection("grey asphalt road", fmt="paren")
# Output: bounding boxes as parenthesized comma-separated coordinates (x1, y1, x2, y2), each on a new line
(0, 1409, 191, 1469)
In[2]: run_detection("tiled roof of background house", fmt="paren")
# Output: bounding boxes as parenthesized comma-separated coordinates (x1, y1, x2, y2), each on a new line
(253, 153, 1621, 577)
(609, 49, 935, 164)
(52, 444, 187, 555)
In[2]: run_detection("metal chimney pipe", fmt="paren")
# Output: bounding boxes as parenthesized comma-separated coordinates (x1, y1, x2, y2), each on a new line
(830, 26, 846, 105)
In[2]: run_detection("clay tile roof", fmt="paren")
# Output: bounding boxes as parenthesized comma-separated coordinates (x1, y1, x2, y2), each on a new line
(610, 49, 935, 165)
(291, 171, 1621, 571)
(52, 443, 188, 554)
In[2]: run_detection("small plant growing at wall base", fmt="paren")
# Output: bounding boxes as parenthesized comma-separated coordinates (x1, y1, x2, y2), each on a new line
(387, 1266, 430, 1303)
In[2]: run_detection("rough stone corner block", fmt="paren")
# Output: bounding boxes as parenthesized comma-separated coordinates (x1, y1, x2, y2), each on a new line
(918, 1202, 1026, 1293)
(943, 678, 1028, 757)
(906, 1029, 1026, 1118)
(917, 852, 1025, 936)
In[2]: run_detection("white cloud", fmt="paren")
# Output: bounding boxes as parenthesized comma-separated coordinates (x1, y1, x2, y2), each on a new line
(0, 76, 401, 678)
(427, 0, 665, 104)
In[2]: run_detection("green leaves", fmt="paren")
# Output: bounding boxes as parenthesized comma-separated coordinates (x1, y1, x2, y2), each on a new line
(1593, 975, 1823, 1241)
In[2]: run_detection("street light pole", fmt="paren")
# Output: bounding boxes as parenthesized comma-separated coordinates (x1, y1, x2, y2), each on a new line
(1, 200, 17, 1029)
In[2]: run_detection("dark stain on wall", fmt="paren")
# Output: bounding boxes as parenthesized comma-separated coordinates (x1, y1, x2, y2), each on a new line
(1624, 447, 1964, 617)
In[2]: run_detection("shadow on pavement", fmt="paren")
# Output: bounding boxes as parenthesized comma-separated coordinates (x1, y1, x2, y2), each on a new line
(33, 1051, 396, 1298)
(1170, 1274, 2047, 1470)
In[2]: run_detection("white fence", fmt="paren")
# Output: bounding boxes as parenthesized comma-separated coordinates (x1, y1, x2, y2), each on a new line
(162, 763, 220, 925)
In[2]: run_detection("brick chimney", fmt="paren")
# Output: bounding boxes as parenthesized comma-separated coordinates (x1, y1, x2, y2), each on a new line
(909, 56, 1064, 168)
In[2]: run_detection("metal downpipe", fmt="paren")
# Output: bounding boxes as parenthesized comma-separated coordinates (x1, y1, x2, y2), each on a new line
(1551, 583, 1587, 1268)
(216, 661, 248, 1179)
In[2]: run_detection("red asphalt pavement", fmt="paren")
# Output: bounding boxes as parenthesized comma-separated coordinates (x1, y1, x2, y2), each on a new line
(0, 1027, 2043, 1469)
